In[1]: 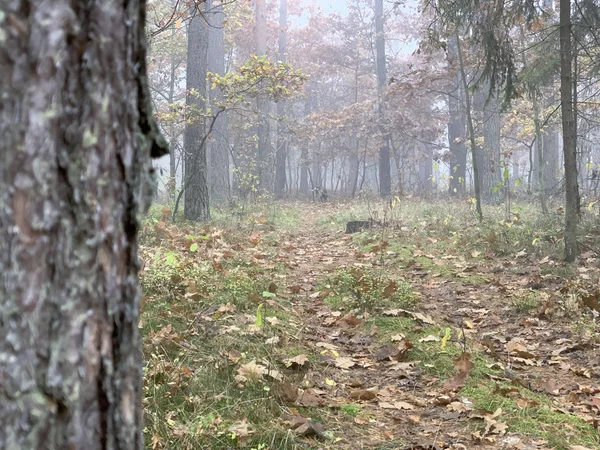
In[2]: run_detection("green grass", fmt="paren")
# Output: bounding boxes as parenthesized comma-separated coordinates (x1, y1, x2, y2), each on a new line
(140, 198, 600, 450)
(510, 291, 541, 314)
(339, 404, 361, 418)
(461, 382, 600, 449)
(319, 267, 417, 312)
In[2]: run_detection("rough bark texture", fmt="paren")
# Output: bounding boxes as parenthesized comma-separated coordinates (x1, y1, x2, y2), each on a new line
(375, 0, 391, 196)
(447, 35, 467, 196)
(184, 6, 210, 221)
(274, 0, 288, 198)
(560, 0, 579, 262)
(0, 1, 168, 449)
(207, 0, 231, 207)
(480, 90, 502, 203)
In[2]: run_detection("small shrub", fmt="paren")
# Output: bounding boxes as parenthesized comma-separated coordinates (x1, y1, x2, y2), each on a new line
(340, 403, 361, 418)
(511, 291, 540, 314)
(322, 268, 416, 312)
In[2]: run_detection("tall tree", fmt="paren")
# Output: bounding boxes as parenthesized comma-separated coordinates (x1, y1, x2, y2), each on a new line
(0, 1, 167, 448)
(255, 0, 272, 190)
(456, 32, 483, 220)
(375, 0, 391, 196)
(275, 0, 289, 198)
(560, 0, 578, 262)
(479, 89, 502, 202)
(184, 4, 211, 221)
(207, 0, 231, 207)
(447, 35, 467, 196)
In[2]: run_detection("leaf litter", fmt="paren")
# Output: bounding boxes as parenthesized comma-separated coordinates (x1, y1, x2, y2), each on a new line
(141, 203, 600, 449)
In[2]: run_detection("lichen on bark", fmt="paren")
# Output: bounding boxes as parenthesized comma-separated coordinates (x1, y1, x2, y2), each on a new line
(0, 1, 167, 449)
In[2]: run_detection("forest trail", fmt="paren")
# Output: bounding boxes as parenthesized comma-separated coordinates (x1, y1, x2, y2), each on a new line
(267, 204, 600, 449)
(141, 202, 599, 450)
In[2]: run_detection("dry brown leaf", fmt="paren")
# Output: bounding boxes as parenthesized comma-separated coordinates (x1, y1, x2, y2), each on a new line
(349, 389, 378, 400)
(334, 357, 356, 369)
(284, 354, 309, 369)
(228, 419, 253, 444)
(296, 390, 324, 407)
(383, 281, 398, 298)
(274, 382, 299, 404)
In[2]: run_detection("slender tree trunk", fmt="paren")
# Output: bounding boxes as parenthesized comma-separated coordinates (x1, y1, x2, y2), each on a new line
(0, 1, 167, 448)
(375, 0, 391, 196)
(299, 91, 313, 195)
(184, 6, 210, 221)
(168, 20, 178, 200)
(456, 32, 483, 220)
(543, 129, 559, 191)
(275, 0, 288, 198)
(418, 144, 433, 194)
(481, 90, 502, 202)
(532, 94, 549, 214)
(560, 0, 579, 262)
(447, 35, 467, 196)
(255, 0, 272, 191)
(299, 148, 309, 195)
(208, 0, 231, 207)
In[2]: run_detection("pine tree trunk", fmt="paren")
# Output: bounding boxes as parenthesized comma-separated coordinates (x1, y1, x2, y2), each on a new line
(0, 1, 167, 448)
(184, 6, 210, 221)
(560, 0, 579, 262)
(481, 90, 502, 203)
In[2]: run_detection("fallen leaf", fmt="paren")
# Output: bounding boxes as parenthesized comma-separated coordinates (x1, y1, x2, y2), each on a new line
(228, 419, 253, 444)
(349, 389, 378, 400)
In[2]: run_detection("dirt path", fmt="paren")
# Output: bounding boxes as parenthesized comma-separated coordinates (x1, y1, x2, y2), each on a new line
(270, 208, 600, 450)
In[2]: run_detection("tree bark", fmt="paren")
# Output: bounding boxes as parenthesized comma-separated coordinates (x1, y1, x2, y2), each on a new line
(480, 90, 502, 203)
(274, 0, 288, 198)
(299, 92, 313, 195)
(447, 35, 467, 196)
(456, 32, 483, 220)
(418, 144, 433, 194)
(0, 1, 168, 448)
(543, 129, 559, 191)
(255, 0, 272, 191)
(560, 0, 579, 262)
(375, 0, 391, 196)
(184, 5, 210, 221)
(207, 0, 231, 207)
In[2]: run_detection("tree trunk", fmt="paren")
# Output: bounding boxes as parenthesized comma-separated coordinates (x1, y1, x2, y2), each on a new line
(184, 5, 210, 221)
(531, 93, 549, 214)
(375, 0, 391, 196)
(255, 0, 272, 191)
(560, 0, 579, 262)
(0, 1, 168, 448)
(208, 0, 231, 207)
(480, 90, 502, 203)
(456, 32, 483, 220)
(274, 0, 288, 198)
(418, 145, 433, 194)
(168, 20, 179, 200)
(299, 92, 312, 195)
(543, 128, 559, 191)
(447, 35, 467, 196)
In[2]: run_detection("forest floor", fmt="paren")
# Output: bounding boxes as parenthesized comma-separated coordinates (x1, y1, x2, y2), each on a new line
(139, 199, 600, 450)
